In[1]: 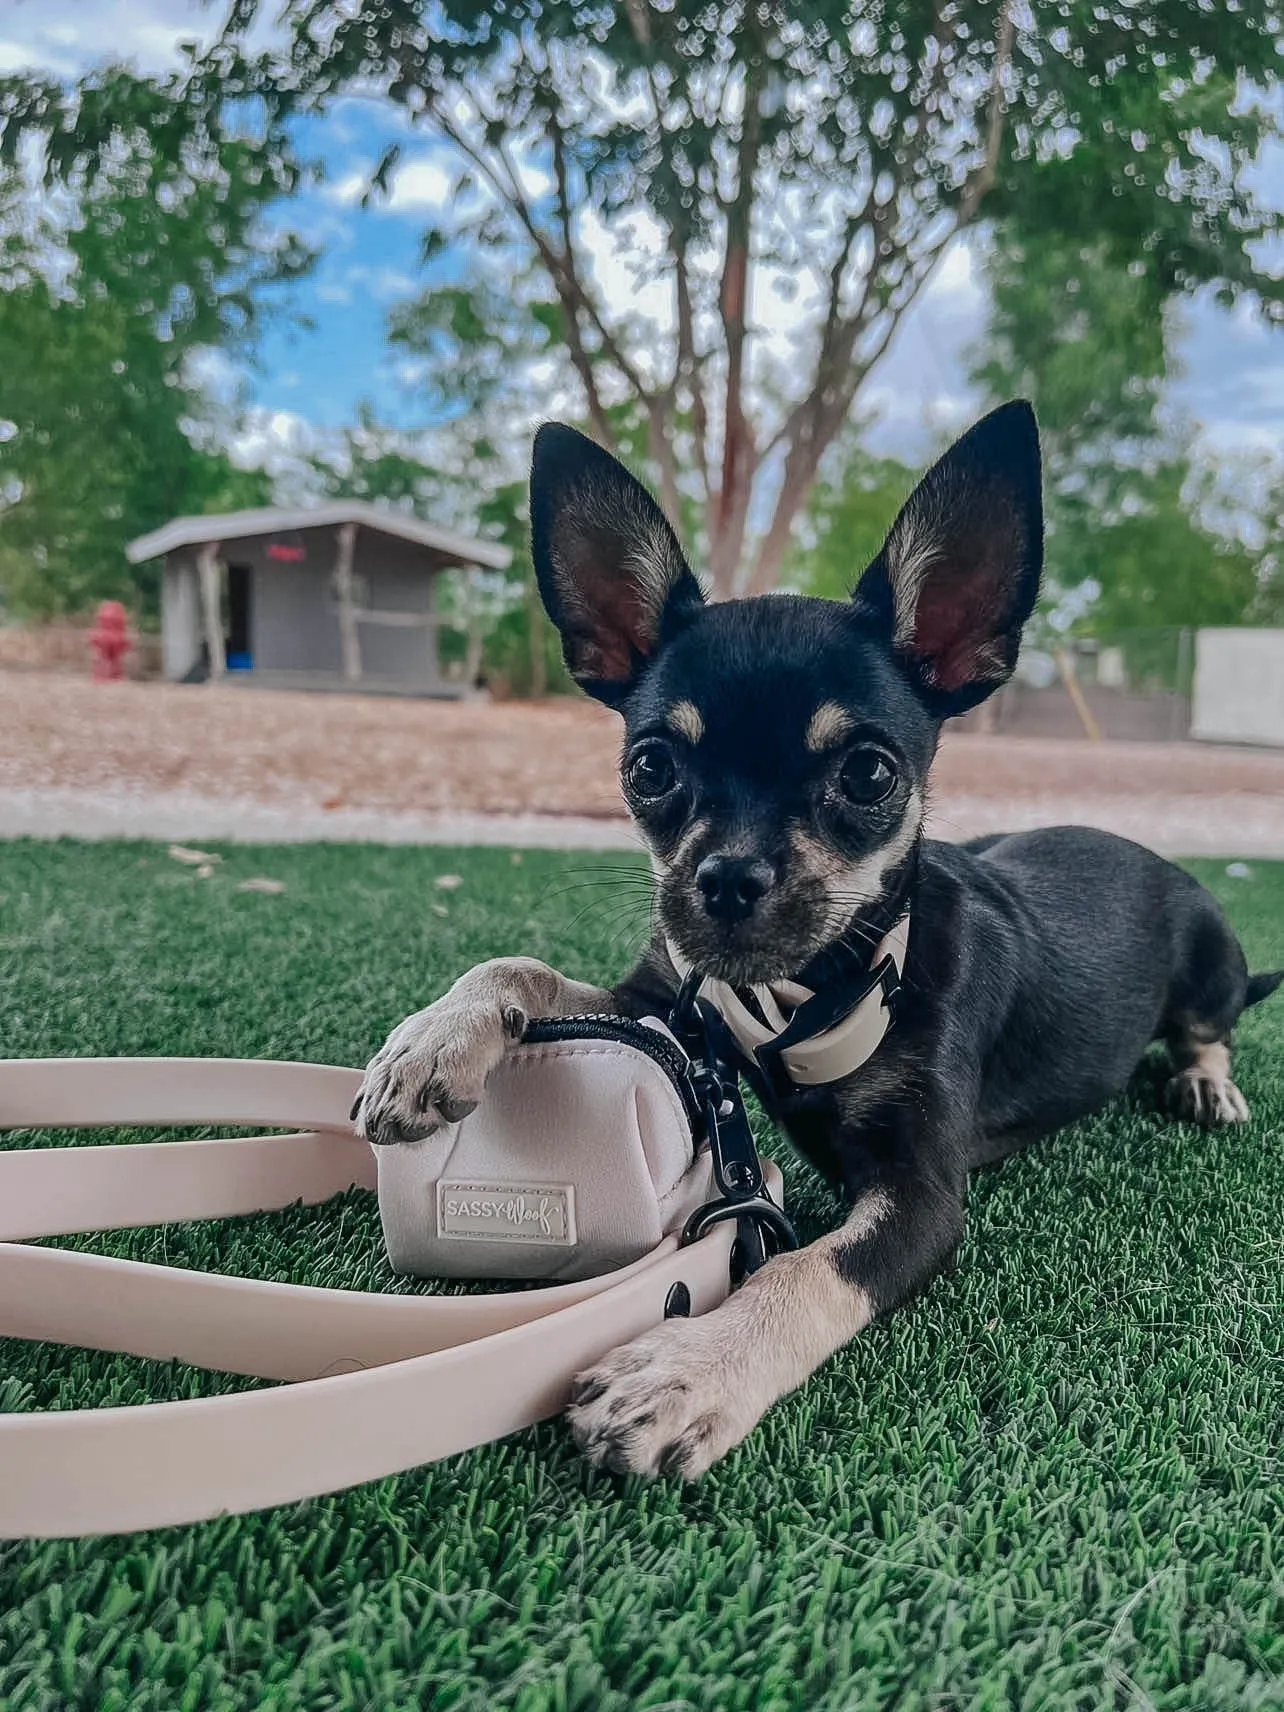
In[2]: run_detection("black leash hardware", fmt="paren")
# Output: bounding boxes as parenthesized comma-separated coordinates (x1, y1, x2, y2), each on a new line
(670, 972, 798, 1284)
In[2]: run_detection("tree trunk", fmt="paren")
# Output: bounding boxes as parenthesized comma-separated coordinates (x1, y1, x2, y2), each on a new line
(743, 436, 825, 596)
(706, 456, 756, 598)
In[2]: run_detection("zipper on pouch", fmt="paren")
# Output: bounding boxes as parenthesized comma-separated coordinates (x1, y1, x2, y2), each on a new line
(520, 1014, 703, 1132)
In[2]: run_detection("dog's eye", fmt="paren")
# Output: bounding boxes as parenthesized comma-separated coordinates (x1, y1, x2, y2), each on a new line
(838, 747, 896, 805)
(626, 742, 677, 801)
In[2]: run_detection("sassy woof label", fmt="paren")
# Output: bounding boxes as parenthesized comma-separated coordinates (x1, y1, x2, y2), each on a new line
(436, 1180, 576, 1245)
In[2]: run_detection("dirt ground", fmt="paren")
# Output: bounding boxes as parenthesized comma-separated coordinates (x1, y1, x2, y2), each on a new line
(3, 670, 1284, 854)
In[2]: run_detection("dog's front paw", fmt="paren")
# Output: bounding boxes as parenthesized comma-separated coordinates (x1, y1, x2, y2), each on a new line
(568, 1319, 767, 1479)
(354, 993, 525, 1146)
(1166, 1066, 1250, 1126)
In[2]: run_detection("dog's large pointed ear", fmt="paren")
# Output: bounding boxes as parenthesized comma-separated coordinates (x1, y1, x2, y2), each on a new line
(853, 400, 1043, 716)
(530, 423, 705, 706)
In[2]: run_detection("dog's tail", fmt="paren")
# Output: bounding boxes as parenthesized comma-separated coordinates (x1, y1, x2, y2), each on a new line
(1244, 969, 1284, 1009)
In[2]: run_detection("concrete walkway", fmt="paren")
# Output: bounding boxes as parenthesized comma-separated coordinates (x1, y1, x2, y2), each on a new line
(3, 782, 1282, 859)
(0, 786, 643, 849)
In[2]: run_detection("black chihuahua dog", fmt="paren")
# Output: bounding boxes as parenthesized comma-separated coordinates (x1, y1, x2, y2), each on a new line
(355, 401, 1281, 1477)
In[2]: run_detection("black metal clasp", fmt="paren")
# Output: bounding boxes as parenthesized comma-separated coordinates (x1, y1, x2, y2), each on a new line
(670, 973, 798, 1283)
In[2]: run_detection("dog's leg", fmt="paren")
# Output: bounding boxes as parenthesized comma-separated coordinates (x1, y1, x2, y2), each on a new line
(568, 1167, 964, 1478)
(1162, 898, 1254, 1126)
(356, 957, 617, 1145)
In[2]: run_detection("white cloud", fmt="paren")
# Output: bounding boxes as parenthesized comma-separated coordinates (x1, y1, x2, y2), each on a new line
(182, 345, 242, 405)
(388, 356, 430, 389)
(574, 206, 674, 380)
(227, 406, 325, 500)
(386, 156, 454, 212)
(321, 169, 374, 209)
(284, 204, 358, 252)
(509, 153, 554, 201)
(0, 0, 283, 76)
(0, 40, 55, 73)
(1171, 282, 1284, 463)
(344, 263, 419, 302)
(377, 144, 552, 216)
(0, 1, 215, 76)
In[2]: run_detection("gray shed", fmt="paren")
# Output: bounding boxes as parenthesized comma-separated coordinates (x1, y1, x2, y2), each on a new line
(127, 503, 512, 696)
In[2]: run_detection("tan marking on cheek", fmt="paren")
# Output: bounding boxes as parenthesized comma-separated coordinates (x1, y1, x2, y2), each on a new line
(646, 817, 709, 884)
(804, 701, 854, 752)
(666, 700, 704, 743)
(789, 790, 923, 933)
(671, 817, 711, 872)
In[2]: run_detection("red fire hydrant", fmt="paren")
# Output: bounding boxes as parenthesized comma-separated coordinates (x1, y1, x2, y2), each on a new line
(87, 600, 133, 681)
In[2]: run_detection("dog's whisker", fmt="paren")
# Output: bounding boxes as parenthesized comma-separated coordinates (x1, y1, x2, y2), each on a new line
(559, 899, 651, 940)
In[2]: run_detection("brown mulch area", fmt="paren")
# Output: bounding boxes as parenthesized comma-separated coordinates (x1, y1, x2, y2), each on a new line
(3, 669, 1284, 827)
(0, 674, 624, 817)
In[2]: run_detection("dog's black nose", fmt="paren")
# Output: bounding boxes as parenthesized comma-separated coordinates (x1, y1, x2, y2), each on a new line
(695, 855, 774, 924)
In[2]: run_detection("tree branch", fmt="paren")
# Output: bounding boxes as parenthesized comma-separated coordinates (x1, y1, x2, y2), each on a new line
(744, 238, 954, 596)
(534, 113, 653, 399)
(746, 4, 1015, 593)
(957, 0, 1016, 223)
(631, 41, 711, 531)
(424, 90, 656, 451)
(707, 49, 766, 594)
(540, 116, 619, 447)
(645, 402, 684, 529)
(672, 234, 710, 498)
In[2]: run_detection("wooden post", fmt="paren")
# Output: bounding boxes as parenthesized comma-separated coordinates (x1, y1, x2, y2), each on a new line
(1054, 646, 1103, 741)
(1172, 626, 1194, 741)
(333, 522, 362, 683)
(463, 569, 485, 688)
(973, 695, 998, 736)
(196, 541, 225, 682)
(423, 573, 440, 687)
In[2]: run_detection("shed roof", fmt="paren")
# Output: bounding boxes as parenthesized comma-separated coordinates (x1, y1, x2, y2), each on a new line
(125, 502, 513, 571)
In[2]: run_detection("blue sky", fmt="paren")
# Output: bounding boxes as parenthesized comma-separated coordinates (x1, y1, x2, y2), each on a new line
(6, 0, 1284, 490)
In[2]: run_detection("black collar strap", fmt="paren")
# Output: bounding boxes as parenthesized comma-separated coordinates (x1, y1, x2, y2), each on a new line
(666, 912, 909, 1106)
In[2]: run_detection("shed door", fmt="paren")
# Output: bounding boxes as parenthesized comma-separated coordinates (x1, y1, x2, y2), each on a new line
(227, 563, 252, 669)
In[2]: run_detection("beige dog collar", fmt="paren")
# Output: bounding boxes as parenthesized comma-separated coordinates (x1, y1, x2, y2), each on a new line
(668, 913, 910, 1089)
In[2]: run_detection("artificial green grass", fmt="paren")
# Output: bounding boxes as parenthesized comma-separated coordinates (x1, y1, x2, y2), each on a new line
(1, 838, 1282, 1712)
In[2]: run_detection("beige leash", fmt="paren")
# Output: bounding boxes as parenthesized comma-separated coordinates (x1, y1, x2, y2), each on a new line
(0, 1057, 755, 1539)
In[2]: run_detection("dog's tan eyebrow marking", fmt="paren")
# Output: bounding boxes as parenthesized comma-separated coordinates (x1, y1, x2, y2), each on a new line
(666, 700, 704, 743)
(805, 702, 854, 752)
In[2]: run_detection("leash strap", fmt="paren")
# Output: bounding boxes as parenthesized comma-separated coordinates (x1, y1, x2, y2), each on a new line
(0, 1057, 752, 1539)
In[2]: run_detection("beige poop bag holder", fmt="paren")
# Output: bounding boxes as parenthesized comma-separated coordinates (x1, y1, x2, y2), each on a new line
(0, 983, 807, 1540)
